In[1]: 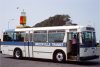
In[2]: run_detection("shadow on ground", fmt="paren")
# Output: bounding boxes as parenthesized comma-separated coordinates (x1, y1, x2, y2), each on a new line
(5, 57, 100, 66)
(66, 61, 100, 66)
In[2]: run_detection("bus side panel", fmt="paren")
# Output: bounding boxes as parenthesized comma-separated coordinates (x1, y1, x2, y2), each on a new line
(33, 46, 66, 60)
(1, 45, 9, 55)
(8, 45, 26, 57)
(1, 42, 26, 57)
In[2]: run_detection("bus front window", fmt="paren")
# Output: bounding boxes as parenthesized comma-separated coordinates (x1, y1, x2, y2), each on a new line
(81, 32, 96, 47)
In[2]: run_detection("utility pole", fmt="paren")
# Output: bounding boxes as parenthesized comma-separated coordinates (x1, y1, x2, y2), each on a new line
(8, 19, 14, 29)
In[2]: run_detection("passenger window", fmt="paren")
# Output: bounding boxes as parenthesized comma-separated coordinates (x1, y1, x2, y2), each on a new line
(48, 30, 65, 42)
(14, 32, 25, 41)
(33, 31, 47, 42)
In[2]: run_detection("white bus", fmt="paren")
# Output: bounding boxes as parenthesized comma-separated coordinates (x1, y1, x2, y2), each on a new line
(0, 25, 99, 62)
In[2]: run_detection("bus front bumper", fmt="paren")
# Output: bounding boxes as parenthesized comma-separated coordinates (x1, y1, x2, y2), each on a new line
(80, 55, 99, 60)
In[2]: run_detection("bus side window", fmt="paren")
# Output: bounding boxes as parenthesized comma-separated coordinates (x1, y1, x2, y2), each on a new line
(25, 33, 29, 42)
(17, 33, 22, 41)
(13, 32, 24, 42)
(48, 30, 65, 43)
(33, 31, 47, 42)
(3, 33, 8, 41)
(3, 32, 13, 41)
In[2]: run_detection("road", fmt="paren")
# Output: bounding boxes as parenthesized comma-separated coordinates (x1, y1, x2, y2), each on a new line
(0, 47, 100, 67)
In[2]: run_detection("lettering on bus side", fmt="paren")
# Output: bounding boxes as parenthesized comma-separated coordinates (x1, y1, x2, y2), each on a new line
(34, 43, 65, 47)
(35, 43, 50, 46)
(51, 43, 64, 46)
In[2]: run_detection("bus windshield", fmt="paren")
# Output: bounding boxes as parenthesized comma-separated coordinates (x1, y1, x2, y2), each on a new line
(81, 32, 96, 47)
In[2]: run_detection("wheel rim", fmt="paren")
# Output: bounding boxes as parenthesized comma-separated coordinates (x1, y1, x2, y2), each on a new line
(56, 52, 64, 62)
(15, 50, 20, 58)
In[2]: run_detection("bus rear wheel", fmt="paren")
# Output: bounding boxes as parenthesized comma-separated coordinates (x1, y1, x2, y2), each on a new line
(14, 49, 22, 59)
(53, 51, 66, 62)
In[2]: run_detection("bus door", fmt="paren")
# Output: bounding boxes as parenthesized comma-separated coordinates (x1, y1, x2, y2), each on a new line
(25, 31, 33, 57)
(67, 32, 79, 61)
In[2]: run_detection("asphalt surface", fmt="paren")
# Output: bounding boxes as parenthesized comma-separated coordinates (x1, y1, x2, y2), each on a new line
(0, 47, 100, 67)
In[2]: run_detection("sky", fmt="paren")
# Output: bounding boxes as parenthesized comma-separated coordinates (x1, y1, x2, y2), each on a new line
(0, 0, 100, 41)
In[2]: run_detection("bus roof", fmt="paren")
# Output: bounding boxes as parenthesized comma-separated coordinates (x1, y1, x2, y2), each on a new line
(4, 25, 94, 32)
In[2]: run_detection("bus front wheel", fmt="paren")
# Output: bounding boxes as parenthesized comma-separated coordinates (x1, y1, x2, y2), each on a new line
(14, 49, 22, 59)
(53, 51, 66, 62)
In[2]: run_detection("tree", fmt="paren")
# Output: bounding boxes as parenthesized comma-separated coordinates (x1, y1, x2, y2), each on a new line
(33, 14, 74, 27)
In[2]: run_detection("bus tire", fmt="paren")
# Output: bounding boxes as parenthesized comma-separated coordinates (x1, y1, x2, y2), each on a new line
(13, 48, 22, 59)
(53, 50, 66, 62)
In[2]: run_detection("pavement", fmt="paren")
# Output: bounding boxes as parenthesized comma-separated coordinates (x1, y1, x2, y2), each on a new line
(0, 47, 100, 67)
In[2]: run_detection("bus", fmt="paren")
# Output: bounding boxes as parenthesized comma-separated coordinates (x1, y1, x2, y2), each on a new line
(0, 25, 99, 62)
